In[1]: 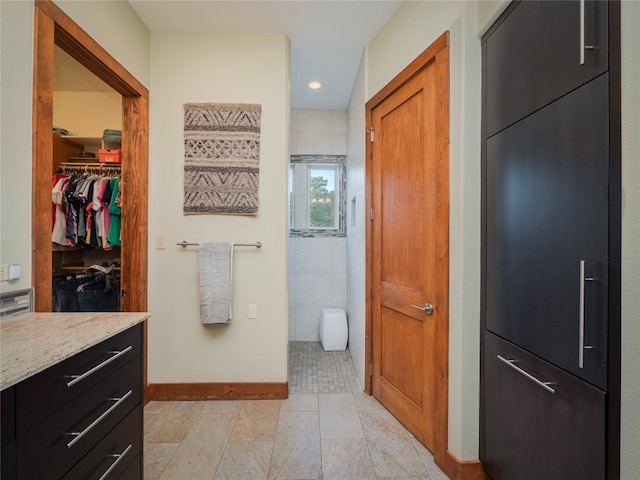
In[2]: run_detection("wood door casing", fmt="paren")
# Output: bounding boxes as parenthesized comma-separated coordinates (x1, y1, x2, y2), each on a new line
(32, 0, 148, 313)
(366, 31, 450, 466)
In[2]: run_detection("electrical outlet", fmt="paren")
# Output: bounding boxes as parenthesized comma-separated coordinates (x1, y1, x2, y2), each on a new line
(155, 234, 166, 250)
(0, 264, 9, 282)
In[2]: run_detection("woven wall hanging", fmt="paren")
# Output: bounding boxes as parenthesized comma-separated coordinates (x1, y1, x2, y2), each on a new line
(183, 102, 261, 215)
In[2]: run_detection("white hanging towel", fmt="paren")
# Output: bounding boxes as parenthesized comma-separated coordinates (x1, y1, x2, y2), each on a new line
(199, 242, 233, 324)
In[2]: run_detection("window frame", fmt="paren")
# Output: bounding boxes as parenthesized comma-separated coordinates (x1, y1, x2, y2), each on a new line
(289, 154, 346, 237)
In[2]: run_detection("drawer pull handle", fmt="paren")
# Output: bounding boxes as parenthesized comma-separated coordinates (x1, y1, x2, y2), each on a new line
(496, 355, 556, 394)
(67, 346, 134, 387)
(66, 390, 133, 448)
(98, 444, 133, 480)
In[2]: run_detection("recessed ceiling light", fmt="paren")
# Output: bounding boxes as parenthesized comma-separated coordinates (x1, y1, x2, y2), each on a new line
(308, 81, 322, 90)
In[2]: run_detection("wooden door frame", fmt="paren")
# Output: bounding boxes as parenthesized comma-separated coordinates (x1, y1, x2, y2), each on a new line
(365, 31, 450, 470)
(32, 0, 149, 401)
(32, 0, 149, 314)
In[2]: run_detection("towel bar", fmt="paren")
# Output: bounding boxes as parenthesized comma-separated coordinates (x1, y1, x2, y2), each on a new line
(176, 241, 262, 249)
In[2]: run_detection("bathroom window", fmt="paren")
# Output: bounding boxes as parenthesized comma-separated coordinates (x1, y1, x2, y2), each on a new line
(289, 154, 346, 237)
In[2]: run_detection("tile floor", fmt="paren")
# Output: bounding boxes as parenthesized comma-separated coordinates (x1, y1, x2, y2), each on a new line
(144, 342, 448, 480)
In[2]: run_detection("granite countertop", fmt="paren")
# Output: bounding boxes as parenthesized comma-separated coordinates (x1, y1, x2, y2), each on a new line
(1, 312, 149, 390)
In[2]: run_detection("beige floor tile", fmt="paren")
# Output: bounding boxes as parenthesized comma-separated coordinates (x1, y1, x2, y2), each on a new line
(230, 400, 282, 442)
(144, 443, 179, 480)
(321, 438, 376, 480)
(353, 392, 398, 420)
(411, 437, 449, 480)
(269, 410, 322, 479)
(358, 407, 427, 478)
(159, 413, 237, 480)
(319, 393, 364, 439)
(199, 400, 243, 414)
(144, 411, 201, 443)
(144, 400, 205, 414)
(143, 345, 446, 480)
(213, 441, 273, 480)
(281, 394, 319, 411)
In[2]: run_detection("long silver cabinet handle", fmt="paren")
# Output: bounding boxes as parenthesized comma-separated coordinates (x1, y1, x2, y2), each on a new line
(496, 355, 555, 394)
(98, 444, 133, 480)
(67, 346, 134, 387)
(66, 390, 133, 448)
(580, 0, 595, 65)
(579, 260, 594, 368)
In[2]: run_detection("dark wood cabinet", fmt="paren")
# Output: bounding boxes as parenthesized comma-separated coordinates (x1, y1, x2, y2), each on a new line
(1, 323, 143, 480)
(484, 332, 605, 480)
(485, 0, 608, 137)
(486, 73, 609, 389)
(1, 387, 16, 479)
(481, 1, 620, 478)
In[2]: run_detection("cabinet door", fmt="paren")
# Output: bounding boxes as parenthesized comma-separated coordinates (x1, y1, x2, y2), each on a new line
(486, 74, 609, 389)
(485, 0, 608, 136)
(1, 387, 16, 480)
(484, 332, 605, 480)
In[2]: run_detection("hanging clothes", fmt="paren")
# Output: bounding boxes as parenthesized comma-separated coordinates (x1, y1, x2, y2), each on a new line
(107, 177, 122, 247)
(52, 168, 122, 250)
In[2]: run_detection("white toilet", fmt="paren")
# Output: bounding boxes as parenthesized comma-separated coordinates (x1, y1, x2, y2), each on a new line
(319, 308, 348, 351)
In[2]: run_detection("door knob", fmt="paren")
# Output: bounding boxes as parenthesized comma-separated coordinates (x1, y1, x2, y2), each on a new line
(410, 303, 434, 315)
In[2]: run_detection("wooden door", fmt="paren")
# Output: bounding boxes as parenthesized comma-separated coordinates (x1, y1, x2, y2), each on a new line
(366, 33, 449, 455)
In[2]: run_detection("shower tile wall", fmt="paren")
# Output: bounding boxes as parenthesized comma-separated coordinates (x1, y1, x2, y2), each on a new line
(289, 109, 347, 341)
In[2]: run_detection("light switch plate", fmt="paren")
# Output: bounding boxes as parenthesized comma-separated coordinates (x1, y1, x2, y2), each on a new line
(155, 234, 166, 250)
(248, 304, 258, 319)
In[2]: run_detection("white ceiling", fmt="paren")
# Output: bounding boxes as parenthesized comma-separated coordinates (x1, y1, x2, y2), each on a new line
(127, 0, 401, 109)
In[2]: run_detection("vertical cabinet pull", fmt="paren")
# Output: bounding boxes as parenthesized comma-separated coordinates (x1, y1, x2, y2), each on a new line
(579, 0, 595, 65)
(98, 444, 133, 480)
(579, 260, 594, 368)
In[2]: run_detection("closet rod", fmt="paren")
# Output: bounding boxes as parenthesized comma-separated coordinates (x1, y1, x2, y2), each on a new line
(176, 241, 262, 249)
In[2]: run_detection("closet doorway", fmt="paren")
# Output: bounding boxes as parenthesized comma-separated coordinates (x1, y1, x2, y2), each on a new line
(32, 0, 149, 313)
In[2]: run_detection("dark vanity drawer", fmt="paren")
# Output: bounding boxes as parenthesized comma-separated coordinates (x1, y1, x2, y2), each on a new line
(17, 358, 141, 480)
(61, 406, 141, 480)
(1, 387, 16, 480)
(1, 386, 15, 447)
(484, 331, 605, 480)
(117, 453, 141, 480)
(16, 323, 142, 435)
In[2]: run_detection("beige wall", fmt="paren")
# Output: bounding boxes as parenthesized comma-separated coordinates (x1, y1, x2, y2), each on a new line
(346, 51, 367, 387)
(0, 0, 34, 293)
(53, 91, 122, 138)
(53, 0, 150, 88)
(146, 31, 289, 383)
(620, 1, 640, 476)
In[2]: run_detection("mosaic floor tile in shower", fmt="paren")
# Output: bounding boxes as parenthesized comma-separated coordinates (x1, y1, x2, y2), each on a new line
(288, 341, 362, 394)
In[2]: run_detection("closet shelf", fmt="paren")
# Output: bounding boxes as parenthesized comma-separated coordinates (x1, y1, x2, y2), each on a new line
(60, 136, 103, 147)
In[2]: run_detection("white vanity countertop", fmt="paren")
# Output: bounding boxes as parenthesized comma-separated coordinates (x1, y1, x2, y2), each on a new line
(1, 312, 149, 390)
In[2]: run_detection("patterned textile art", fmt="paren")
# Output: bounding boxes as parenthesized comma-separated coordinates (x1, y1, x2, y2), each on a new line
(183, 103, 261, 215)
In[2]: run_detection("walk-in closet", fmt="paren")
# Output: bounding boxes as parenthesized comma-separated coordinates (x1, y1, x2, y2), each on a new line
(32, 0, 149, 313)
(50, 47, 123, 312)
